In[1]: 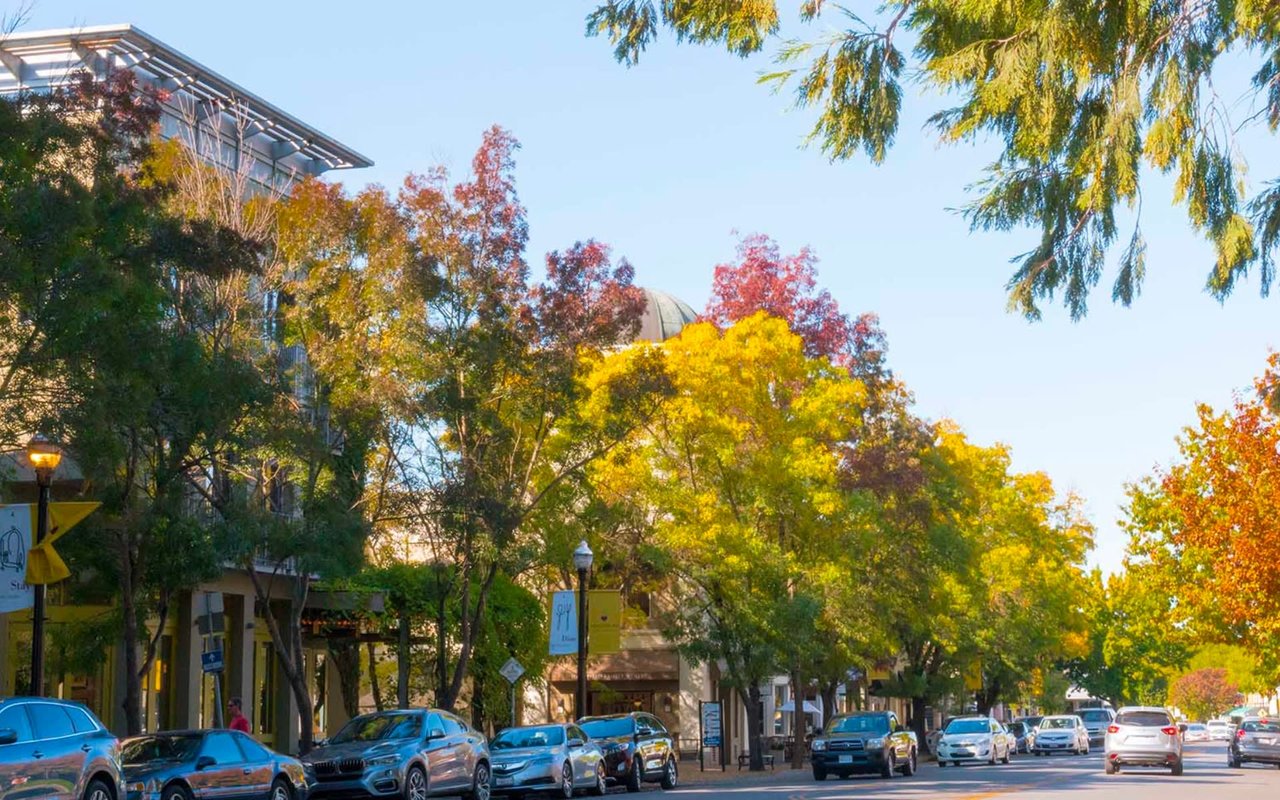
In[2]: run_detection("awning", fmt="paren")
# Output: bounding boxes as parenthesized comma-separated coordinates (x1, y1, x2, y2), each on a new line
(550, 649, 680, 683)
(778, 700, 823, 714)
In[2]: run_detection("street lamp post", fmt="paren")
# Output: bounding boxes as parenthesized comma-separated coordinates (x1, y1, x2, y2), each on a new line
(25, 433, 62, 697)
(572, 540, 593, 720)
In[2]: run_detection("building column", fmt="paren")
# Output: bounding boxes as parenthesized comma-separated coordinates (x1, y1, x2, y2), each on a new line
(173, 591, 202, 729)
(677, 654, 708, 751)
(227, 593, 254, 728)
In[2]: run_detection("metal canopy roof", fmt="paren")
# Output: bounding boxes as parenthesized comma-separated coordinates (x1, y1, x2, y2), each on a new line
(0, 24, 372, 173)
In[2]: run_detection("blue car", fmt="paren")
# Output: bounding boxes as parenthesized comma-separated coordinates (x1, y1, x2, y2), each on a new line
(122, 730, 309, 800)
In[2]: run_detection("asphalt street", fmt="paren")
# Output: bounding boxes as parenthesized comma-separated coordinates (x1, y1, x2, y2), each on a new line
(657, 742, 1280, 798)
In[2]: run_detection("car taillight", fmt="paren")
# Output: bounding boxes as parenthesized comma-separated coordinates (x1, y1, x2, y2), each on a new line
(1106, 725, 1119, 734)
(1160, 726, 1179, 736)
(1237, 729, 1247, 739)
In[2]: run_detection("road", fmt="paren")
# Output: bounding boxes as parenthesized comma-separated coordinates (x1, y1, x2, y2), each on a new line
(663, 742, 1280, 798)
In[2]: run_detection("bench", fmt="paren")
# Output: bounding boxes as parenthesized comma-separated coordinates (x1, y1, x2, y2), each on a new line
(738, 752, 776, 770)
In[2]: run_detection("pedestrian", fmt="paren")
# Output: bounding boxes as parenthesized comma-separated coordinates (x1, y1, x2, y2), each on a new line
(227, 697, 251, 734)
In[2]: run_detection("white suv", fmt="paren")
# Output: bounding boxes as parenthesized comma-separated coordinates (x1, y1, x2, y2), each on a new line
(1104, 706, 1183, 775)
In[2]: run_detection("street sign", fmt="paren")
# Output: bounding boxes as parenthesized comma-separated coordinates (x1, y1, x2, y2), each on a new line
(548, 591, 577, 655)
(201, 648, 224, 674)
(197, 591, 225, 635)
(701, 701, 722, 747)
(588, 590, 622, 654)
(499, 657, 525, 685)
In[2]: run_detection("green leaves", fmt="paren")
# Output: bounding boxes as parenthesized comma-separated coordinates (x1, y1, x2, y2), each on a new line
(587, 0, 779, 66)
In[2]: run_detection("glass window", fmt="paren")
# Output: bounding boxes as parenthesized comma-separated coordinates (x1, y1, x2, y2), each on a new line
(491, 725, 566, 750)
(441, 715, 464, 736)
(568, 725, 587, 742)
(67, 707, 98, 733)
(201, 732, 243, 765)
(644, 715, 668, 733)
(425, 713, 444, 736)
(579, 717, 635, 739)
(235, 733, 271, 761)
(827, 715, 889, 735)
(1079, 709, 1113, 723)
(1115, 710, 1171, 727)
(28, 704, 75, 739)
(123, 735, 203, 765)
(0, 704, 33, 743)
(944, 719, 991, 735)
(1242, 720, 1280, 733)
(332, 712, 424, 744)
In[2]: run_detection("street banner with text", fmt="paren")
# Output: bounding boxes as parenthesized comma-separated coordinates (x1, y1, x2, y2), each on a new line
(549, 590, 578, 655)
(588, 589, 622, 654)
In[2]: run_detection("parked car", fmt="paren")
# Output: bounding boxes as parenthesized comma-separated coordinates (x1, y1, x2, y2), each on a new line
(488, 723, 606, 797)
(1005, 722, 1031, 754)
(0, 696, 123, 800)
(122, 730, 308, 800)
(1079, 707, 1116, 746)
(1228, 716, 1280, 769)
(577, 712, 677, 792)
(1207, 719, 1233, 741)
(1103, 706, 1183, 775)
(1015, 716, 1043, 751)
(1183, 723, 1210, 743)
(809, 710, 917, 780)
(935, 716, 1013, 767)
(300, 708, 490, 799)
(1031, 715, 1089, 755)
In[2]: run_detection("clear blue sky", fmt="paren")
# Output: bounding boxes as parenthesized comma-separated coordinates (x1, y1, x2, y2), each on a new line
(27, 1, 1280, 572)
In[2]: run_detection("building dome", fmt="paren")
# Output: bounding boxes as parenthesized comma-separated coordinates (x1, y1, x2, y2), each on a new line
(635, 288, 698, 343)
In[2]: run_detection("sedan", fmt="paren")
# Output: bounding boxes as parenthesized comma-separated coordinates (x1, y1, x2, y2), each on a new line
(1104, 706, 1183, 775)
(123, 730, 308, 800)
(1032, 715, 1089, 755)
(489, 723, 606, 797)
(935, 717, 1012, 767)
(1207, 720, 1233, 741)
(1228, 717, 1280, 768)
(1183, 723, 1210, 743)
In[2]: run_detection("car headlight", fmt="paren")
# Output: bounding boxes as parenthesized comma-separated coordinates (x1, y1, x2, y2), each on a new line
(499, 760, 529, 772)
(867, 738, 885, 749)
(126, 780, 159, 794)
(366, 754, 401, 767)
(811, 740, 826, 751)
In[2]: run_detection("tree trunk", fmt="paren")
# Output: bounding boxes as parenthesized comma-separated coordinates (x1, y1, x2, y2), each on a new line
(790, 668, 806, 769)
(330, 638, 361, 718)
(740, 684, 766, 771)
(119, 535, 143, 735)
(247, 566, 315, 754)
(911, 696, 929, 754)
(820, 680, 839, 725)
(367, 641, 385, 712)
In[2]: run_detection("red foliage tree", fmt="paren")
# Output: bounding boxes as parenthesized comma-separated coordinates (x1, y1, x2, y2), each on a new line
(1169, 668, 1240, 721)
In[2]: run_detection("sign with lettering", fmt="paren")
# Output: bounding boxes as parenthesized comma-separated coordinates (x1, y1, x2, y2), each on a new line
(549, 590, 578, 655)
(0, 505, 32, 613)
(701, 701, 722, 748)
(588, 590, 622, 654)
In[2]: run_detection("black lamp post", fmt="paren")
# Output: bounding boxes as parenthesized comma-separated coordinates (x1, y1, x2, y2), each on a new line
(25, 433, 62, 697)
(572, 539, 593, 720)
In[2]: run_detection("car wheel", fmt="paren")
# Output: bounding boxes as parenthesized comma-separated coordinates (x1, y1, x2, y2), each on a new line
(589, 761, 607, 796)
(1171, 760, 1183, 776)
(558, 761, 574, 799)
(938, 760, 946, 768)
(660, 757, 678, 790)
(160, 784, 192, 800)
(625, 758, 642, 793)
(901, 748, 917, 776)
(1001, 746, 1011, 765)
(1104, 759, 1116, 775)
(880, 750, 895, 779)
(405, 765, 428, 800)
(952, 760, 961, 767)
(812, 764, 827, 781)
(270, 778, 293, 800)
(1228, 753, 1240, 768)
(469, 761, 492, 800)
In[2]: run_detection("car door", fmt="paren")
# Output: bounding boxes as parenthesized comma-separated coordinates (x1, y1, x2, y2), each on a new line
(421, 713, 453, 791)
(231, 734, 274, 799)
(25, 704, 83, 800)
(188, 732, 246, 800)
(566, 725, 592, 785)
(0, 702, 49, 800)
(643, 715, 672, 773)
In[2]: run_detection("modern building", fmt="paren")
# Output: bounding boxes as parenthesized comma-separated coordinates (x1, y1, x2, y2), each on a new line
(0, 24, 370, 753)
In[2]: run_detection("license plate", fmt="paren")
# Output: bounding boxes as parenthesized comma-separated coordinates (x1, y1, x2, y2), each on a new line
(838, 755, 852, 764)
(495, 777, 513, 787)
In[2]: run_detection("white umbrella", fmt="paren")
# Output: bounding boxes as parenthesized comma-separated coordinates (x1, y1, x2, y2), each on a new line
(777, 700, 822, 714)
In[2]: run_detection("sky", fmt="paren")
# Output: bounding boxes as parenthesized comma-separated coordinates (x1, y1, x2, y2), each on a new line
(22, 1, 1280, 572)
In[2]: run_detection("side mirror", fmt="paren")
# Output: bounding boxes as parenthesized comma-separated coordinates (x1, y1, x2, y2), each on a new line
(1178, 723, 1188, 733)
(195, 755, 217, 771)
(636, 727, 652, 737)
(0, 728, 17, 746)
(568, 738, 585, 749)
(426, 728, 446, 741)
(894, 723, 904, 733)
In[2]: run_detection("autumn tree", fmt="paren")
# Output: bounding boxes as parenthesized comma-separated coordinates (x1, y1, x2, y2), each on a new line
(1170, 668, 1240, 722)
(587, 1, 1280, 318)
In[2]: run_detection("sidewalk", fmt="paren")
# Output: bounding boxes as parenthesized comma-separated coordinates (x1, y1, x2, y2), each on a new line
(679, 760, 810, 787)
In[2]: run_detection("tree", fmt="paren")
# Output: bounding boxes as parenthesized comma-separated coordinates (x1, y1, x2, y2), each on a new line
(1170, 668, 1240, 722)
(587, 1, 1280, 318)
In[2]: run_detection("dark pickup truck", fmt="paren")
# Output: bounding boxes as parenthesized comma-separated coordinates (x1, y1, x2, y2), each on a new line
(809, 710, 918, 780)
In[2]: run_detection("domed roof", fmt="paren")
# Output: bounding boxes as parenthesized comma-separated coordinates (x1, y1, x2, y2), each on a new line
(635, 288, 698, 343)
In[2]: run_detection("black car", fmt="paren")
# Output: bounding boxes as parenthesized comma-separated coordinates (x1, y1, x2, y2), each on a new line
(810, 711, 917, 780)
(121, 730, 309, 800)
(577, 713, 677, 792)
(0, 697, 123, 800)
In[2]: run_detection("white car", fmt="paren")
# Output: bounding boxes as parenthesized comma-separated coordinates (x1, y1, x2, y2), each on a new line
(1104, 706, 1183, 775)
(936, 716, 1013, 767)
(1183, 723, 1210, 743)
(1206, 720, 1232, 741)
(1032, 715, 1089, 755)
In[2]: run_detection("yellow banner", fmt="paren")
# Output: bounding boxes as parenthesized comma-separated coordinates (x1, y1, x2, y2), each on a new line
(588, 589, 622, 654)
(22, 502, 100, 585)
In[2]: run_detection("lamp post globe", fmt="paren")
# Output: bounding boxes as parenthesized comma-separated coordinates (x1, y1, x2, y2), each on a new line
(24, 433, 62, 696)
(573, 540, 593, 720)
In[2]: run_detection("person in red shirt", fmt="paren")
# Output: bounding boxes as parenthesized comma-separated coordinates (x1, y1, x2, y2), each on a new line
(227, 697, 251, 734)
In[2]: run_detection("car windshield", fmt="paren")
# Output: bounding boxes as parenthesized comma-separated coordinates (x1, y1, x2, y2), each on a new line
(1187, 724, 1206, 731)
(1039, 718, 1075, 730)
(490, 725, 565, 749)
(945, 719, 990, 735)
(1243, 720, 1280, 733)
(1021, 717, 1043, 727)
(1079, 710, 1112, 722)
(579, 717, 635, 739)
(1115, 710, 1171, 727)
(1007, 723, 1025, 735)
(331, 712, 422, 743)
(827, 716, 889, 735)
(122, 735, 203, 765)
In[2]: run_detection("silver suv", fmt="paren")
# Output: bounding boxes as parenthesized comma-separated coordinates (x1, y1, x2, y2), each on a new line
(0, 697, 123, 800)
(1104, 706, 1183, 775)
(1078, 707, 1115, 746)
(302, 708, 491, 799)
